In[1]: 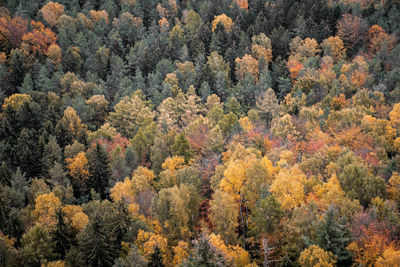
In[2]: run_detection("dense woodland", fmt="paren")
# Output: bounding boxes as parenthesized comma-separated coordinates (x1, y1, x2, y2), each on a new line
(1, 0, 400, 266)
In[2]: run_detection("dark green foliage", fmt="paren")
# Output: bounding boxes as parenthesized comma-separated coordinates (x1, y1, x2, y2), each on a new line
(78, 212, 118, 267)
(148, 246, 165, 267)
(51, 209, 74, 258)
(86, 143, 111, 199)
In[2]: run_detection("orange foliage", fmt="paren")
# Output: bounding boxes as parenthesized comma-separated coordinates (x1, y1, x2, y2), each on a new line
(234, 0, 249, 10)
(331, 94, 347, 111)
(348, 225, 396, 267)
(158, 17, 169, 31)
(367, 25, 396, 56)
(21, 21, 57, 55)
(89, 10, 109, 24)
(287, 59, 303, 81)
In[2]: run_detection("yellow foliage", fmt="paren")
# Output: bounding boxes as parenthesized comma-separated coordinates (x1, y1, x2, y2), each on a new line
(158, 17, 169, 31)
(0, 231, 16, 247)
(390, 102, 400, 129)
(42, 260, 66, 267)
(211, 14, 233, 32)
(220, 160, 248, 202)
(173, 241, 189, 266)
(62, 205, 89, 232)
(110, 177, 135, 203)
(66, 152, 89, 194)
(234, 0, 249, 10)
(387, 172, 400, 202)
(162, 156, 185, 171)
(0, 52, 6, 64)
(2, 93, 32, 111)
(239, 117, 253, 132)
(321, 36, 346, 61)
(209, 233, 250, 266)
(270, 166, 306, 210)
(299, 245, 337, 267)
(235, 54, 259, 81)
(136, 230, 168, 264)
(46, 43, 61, 67)
(375, 247, 400, 267)
(33, 192, 61, 230)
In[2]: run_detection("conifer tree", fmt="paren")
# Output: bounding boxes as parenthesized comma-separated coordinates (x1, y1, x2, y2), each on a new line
(87, 143, 111, 199)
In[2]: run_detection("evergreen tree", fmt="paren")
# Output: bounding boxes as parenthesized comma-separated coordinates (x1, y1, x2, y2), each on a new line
(183, 232, 225, 267)
(86, 143, 111, 199)
(79, 213, 118, 267)
(51, 209, 73, 258)
(172, 133, 193, 163)
(316, 207, 352, 266)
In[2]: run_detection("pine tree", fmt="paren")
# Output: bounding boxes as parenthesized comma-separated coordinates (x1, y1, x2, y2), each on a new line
(87, 143, 111, 199)
(172, 133, 193, 163)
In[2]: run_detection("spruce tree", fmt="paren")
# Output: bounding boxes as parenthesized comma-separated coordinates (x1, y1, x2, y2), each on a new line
(51, 209, 73, 258)
(87, 143, 111, 199)
(316, 207, 352, 266)
(79, 213, 118, 267)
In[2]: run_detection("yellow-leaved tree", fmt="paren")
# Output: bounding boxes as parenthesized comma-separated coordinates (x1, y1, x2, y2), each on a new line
(211, 14, 233, 32)
(270, 166, 306, 210)
(33, 192, 61, 230)
(299, 245, 337, 267)
(65, 152, 90, 196)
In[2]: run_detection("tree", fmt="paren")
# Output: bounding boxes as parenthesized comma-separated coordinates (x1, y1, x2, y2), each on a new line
(0, 232, 18, 266)
(86, 143, 111, 199)
(256, 88, 281, 123)
(51, 209, 73, 258)
(20, 225, 55, 267)
(55, 107, 87, 147)
(321, 36, 346, 62)
(211, 14, 233, 33)
(183, 232, 226, 267)
(172, 133, 193, 163)
(235, 54, 259, 81)
(210, 190, 238, 245)
(33, 192, 62, 231)
(376, 247, 400, 267)
(79, 213, 118, 267)
(269, 166, 306, 210)
(151, 184, 199, 242)
(65, 152, 90, 197)
(40, 2, 64, 27)
(315, 207, 352, 265)
(298, 245, 337, 267)
(107, 91, 154, 139)
(42, 136, 62, 173)
(336, 14, 367, 54)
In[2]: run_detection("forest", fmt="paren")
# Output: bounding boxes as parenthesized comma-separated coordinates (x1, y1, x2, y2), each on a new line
(1, 0, 400, 266)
